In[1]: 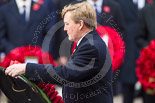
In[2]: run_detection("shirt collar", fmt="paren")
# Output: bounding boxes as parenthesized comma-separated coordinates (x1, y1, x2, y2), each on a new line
(15, 0, 31, 9)
(77, 30, 93, 46)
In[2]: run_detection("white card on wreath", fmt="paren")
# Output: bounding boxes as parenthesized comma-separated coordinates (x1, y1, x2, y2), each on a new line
(25, 56, 38, 64)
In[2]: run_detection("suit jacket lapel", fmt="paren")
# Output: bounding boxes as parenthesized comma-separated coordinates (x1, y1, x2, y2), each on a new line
(98, 0, 109, 24)
(129, 0, 138, 15)
(77, 30, 98, 51)
(26, 1, 39, 27)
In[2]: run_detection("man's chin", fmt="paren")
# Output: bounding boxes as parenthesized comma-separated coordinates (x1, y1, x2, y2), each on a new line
(68, 37, 74, 42)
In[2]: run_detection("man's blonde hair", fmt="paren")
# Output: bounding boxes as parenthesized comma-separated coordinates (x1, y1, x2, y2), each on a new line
(62, 1, 97, 30)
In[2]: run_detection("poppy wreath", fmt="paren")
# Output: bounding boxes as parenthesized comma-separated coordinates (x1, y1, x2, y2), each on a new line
(136, 40, 155, 95)
(0, 46, 64, 103)
(96, 26, 125, 72)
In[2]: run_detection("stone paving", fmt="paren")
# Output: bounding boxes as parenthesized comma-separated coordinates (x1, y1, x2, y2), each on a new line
(0, 93, 143, 103)
(114, 94, 143, 103)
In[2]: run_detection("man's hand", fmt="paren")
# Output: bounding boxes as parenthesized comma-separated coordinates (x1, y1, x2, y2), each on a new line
(5, 64, 26, 77)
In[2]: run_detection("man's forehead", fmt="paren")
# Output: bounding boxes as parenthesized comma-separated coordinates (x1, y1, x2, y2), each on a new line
(64, 11, 72, 18)
(64, 12, 73, 22)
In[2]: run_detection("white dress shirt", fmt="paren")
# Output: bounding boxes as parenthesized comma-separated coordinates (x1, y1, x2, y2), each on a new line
(16, 0, 31, 21)
(133, 0, 145, 10)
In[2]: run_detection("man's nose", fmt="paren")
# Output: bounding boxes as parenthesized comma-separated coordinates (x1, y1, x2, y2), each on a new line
(64, 26, 67, 31)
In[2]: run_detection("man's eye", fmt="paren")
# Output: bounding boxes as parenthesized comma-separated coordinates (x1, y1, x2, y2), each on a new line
(65, 23, 69, 25)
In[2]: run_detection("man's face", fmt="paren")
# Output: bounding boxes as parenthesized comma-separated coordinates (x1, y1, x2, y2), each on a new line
(64, 12, 81, 42)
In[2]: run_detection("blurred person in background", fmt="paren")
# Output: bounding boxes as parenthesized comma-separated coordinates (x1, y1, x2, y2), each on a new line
(115, 0, 154, 103)
(114, 0, 139, 103)
(136, 0, 155, 49)
(0, 0, 57, 102)
(87, 0, 126, 39)
(0, 0, 55, 54)
(0, 0, 9, 57)
(135, 1, 155, 103)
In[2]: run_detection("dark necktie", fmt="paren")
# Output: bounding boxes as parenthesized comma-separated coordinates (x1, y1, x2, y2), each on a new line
(94, 3, 99, 22)
(22, 5, 26, 22)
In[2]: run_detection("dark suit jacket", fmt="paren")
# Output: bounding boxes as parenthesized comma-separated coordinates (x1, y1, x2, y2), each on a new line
(0, 0, 51, 53)
(25, 30, 113, 103)
(135, 1, 155, 49)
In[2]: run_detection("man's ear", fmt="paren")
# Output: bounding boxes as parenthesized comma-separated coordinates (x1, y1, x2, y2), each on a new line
(79, 20, 84, 30)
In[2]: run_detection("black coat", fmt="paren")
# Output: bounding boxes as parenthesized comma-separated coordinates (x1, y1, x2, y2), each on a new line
(115, 0, 139, 84)
(25, 30, 113, 103)
(135, 1, 155, 49)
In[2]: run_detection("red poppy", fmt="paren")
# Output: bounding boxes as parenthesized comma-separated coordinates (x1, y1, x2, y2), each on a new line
(38, 0, 44, 5)
(103, 6, 111, 13)
(147, 0, 153, 3)
(33, 3, 40, 11)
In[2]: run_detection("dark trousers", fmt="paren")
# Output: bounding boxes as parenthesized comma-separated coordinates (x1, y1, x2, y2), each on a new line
(122, 83, 135, 103)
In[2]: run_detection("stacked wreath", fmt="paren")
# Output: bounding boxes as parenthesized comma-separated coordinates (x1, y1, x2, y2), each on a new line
(136, 40, 155, 95)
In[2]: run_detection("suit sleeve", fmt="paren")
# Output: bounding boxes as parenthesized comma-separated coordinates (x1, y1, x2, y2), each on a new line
(25, 44, 99, 85)
(135, 9, 148, 49)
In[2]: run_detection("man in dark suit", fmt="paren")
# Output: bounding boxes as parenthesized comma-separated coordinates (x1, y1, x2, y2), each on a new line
(114, 0, 139, 103)
(136, 1, 155, 49)
(0, 0, 52, 54)
(5, 1, 113, 103)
